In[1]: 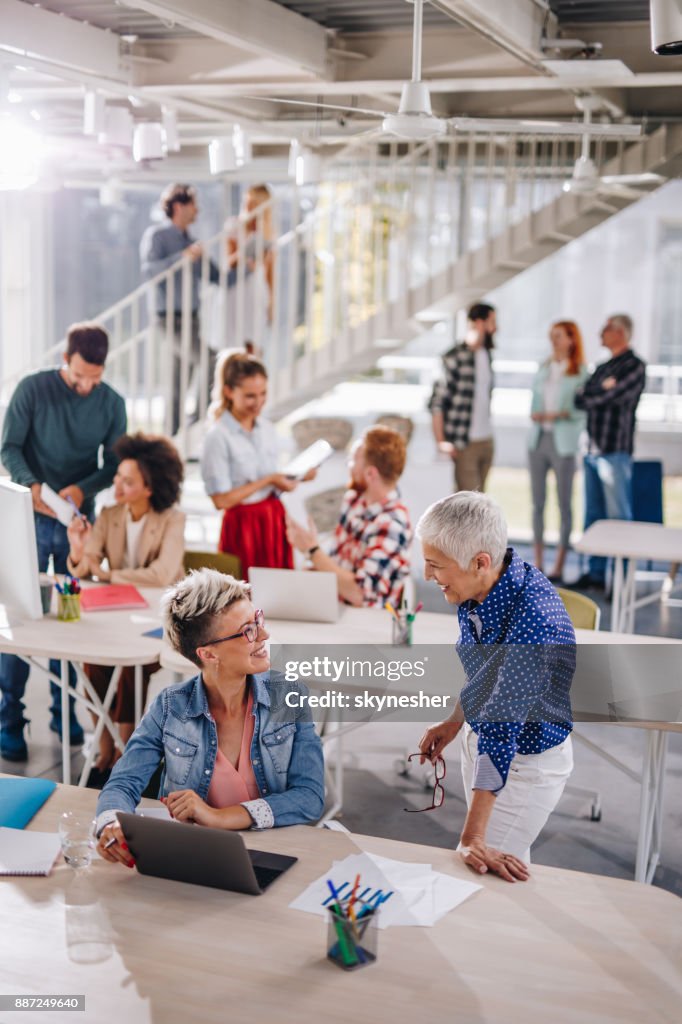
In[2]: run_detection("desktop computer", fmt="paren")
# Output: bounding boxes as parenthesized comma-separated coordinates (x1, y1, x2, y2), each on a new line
(0, 479, 43, 622)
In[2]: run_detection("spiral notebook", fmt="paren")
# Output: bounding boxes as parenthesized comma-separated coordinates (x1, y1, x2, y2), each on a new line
(0, 827, 61, 876)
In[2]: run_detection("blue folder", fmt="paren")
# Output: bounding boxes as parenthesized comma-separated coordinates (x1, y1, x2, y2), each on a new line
(0, 777, 57, 829)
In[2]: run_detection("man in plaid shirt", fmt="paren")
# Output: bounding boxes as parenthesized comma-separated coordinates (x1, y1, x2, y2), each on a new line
(429, 302, 497, 492)
(571, 313, 646, 591)
(286, 426, 412, 607)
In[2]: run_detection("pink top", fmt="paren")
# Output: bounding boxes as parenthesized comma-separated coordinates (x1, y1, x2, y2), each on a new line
(206, 691, 260, 807)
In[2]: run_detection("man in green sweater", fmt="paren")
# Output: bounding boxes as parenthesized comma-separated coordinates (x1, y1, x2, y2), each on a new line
(0, 323, 127, 761)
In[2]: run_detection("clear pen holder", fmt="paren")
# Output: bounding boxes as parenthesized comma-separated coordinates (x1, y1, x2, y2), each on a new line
(391, 612, 413, 647)
(57, 594, 81, 622)
(326, 907, 378, 970)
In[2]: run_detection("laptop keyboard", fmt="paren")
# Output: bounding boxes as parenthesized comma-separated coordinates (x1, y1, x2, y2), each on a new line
(253, 865, 281, 890)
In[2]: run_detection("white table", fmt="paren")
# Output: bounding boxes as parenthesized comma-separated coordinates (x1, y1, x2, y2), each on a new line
(0, 586, 165, 786)
(3, 776, 681, 1024)
(160, 607, 682, 884)
(575, 519, 682, 633)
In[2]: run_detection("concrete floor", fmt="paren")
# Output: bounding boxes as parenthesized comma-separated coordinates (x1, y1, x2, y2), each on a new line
(3, 407, 681, 894)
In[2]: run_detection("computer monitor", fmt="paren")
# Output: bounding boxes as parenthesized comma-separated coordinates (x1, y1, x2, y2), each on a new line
(0, 479, 42, 622)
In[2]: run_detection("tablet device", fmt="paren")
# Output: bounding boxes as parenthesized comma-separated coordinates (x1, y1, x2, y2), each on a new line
(281, 439, 333, 480)
(117, 813, 297, 895)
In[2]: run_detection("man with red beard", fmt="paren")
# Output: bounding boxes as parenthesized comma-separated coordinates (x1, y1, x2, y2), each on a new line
(286, 426, 412, 607)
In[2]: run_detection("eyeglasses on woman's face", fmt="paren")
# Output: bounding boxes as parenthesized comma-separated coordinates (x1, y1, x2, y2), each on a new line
(403, 752, 446, 813)
(201, 609, 265, 648)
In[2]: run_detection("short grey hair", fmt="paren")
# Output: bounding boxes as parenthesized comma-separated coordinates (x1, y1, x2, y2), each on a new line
(609, 313, 633, 339)
(161, 568, 251, 667)
(416, 491, 508, 569)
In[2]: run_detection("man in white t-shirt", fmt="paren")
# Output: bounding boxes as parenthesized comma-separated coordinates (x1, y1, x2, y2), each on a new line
(429, 302, 497, 492)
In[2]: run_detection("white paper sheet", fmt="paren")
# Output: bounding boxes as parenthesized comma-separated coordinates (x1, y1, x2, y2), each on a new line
(40, 483, 76, 527)
(289, 851, 481, 928)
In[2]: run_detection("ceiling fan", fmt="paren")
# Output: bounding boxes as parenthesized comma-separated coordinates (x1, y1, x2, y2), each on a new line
(563, 97, 665, 197)
(249, 0, 642, 143)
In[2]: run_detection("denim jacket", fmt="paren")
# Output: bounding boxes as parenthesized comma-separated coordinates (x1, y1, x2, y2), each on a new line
(96, 673, 324, 835)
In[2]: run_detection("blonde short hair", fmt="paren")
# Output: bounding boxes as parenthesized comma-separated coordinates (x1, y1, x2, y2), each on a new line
(161, 568, 251, 667)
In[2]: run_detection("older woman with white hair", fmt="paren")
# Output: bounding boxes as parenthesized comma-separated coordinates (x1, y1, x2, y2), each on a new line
(417, 491, 575, 883)
(95, 569, 324, 866)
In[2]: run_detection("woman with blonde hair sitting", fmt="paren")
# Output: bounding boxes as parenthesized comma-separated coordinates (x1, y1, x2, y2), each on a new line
(67, 432, 185, 770)
(95, 569, 324, 864)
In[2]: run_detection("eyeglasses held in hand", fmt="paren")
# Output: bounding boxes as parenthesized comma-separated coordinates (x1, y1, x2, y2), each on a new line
(201, 609, 265, 647)
(403, 752, 446, 813)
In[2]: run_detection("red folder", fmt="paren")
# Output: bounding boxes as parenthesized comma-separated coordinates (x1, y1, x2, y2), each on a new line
(80, 584, 149, 612)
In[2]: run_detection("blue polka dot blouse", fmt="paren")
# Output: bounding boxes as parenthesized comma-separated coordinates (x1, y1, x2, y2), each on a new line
(457, 548, 575, 793)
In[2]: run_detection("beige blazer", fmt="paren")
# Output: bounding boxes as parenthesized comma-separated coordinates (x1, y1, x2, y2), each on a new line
(68, 504, 186, 587)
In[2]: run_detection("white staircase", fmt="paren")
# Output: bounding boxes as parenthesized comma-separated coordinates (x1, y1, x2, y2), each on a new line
(3, 126, 681, 451)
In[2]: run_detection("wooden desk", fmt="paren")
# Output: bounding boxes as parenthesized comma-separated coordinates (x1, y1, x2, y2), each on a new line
(575, 519, 682, 633)
(3, 778, 681, 1024)
(0, 587, 164, 786)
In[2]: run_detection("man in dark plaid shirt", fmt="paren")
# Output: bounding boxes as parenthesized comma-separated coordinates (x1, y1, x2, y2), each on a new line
(286, 426, 412, 607)
(572, 313, 646, 590)
(429, 302, 497, 492)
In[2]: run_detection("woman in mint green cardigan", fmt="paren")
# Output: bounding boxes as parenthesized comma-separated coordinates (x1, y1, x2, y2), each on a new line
(528, 321, 588, 582)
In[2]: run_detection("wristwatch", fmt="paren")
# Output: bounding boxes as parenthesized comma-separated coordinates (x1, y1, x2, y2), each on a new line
(307, 545, 320, 558)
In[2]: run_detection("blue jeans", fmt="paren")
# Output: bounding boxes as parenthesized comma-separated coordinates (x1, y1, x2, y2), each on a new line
(0, 513, 77, 730)
(583, 452, 633, 582)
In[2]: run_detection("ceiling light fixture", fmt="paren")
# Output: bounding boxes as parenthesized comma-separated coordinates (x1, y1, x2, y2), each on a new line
(0, 114, 41, 190)
(98, 106, 133, 148)
(161, 107, 180, 152)
(288, 140, 322, 185)
(133, 122, 165, 162)
(83, 91, 106, 136)
(208, 126, 251, 174)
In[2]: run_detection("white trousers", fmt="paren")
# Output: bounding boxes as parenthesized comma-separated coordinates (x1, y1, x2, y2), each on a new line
(460, 723, 574, 862)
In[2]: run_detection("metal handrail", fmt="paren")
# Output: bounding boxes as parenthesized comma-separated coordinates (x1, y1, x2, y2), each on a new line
(1, 130, 662, 451)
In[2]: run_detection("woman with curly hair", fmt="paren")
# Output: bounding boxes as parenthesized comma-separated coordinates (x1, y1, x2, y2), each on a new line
(67, 432, 185, 771)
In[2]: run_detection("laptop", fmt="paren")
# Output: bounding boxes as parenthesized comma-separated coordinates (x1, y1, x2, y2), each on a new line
(248, 567, 339, 623)
(117, 813, 297, 895)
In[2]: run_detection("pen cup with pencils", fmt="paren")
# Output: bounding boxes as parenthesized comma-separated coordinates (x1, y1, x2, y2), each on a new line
(390, 611, 412, 647)
(56, 576, 81, 622)
(326, 905, 379, 971)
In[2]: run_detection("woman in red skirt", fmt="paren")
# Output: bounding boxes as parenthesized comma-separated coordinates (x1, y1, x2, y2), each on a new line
(200, 351, 304, 574)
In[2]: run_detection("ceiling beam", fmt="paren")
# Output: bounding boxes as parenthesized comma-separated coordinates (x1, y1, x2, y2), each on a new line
(4, 51, 297, 142)
(432, 0, 557, 71)
(0, 0, 123, 79)
(119, 0, 329, 77)
(147, 71, 682, 99)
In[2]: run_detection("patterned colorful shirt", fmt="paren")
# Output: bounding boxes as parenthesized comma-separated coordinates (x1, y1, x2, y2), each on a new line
(457, 548, 575, 793)
(328, 488, 412, 608)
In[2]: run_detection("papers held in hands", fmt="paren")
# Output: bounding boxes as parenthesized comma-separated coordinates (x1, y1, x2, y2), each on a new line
(281, 440, 334, 480)
(40, 483, 77, 527)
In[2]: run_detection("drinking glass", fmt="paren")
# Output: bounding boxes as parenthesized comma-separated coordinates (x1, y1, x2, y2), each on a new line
(59, 812, 96, 869)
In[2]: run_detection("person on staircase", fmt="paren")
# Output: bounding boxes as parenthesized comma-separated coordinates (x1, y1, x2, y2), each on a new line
(140, 183, 220, 436)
